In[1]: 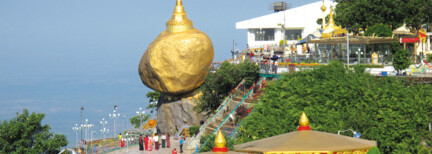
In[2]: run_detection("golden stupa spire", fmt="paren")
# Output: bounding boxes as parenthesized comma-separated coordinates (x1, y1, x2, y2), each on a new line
(299, 112, 309, 126)
(215, 131, 227, 148)
(321, 0, 327, 29)
(212, 131, 229, 152)
(298, 112, 311, 131)
(321, 0, 327, 12)
(166, 0, 194, 33)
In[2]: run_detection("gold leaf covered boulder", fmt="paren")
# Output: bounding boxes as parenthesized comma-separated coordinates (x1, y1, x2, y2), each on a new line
(139, 0, 214, 95)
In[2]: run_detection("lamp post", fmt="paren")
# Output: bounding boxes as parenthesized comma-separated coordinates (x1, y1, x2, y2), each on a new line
(136, 108, 146, 129)
(338, 129, 362, 138)
(91, 131, 97, 144)
(347, 28, 350, 68)
(109, 105, 120, 137)
(80, 106, 84, 141)
(72, 124, 80, 148)
(81, 119, 94, 142)
(100, 128, 109, 141)
(100, 118, 108, 140)
(122, 115, 127, 133)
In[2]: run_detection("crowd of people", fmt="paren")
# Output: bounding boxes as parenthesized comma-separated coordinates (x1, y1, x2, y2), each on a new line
(137, 126, 186, 153)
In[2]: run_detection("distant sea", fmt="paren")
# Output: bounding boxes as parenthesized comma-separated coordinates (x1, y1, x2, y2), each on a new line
(0, 70, 152, 148)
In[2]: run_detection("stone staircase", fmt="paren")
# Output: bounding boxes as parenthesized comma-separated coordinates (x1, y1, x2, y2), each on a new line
(185, 77, 266, 150)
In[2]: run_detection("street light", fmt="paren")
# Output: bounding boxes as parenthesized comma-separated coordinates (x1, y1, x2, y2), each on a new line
(338, 129, 362, 138)
(136, 107, 146, 129)
(100, 118, 108, 140)
(72, 124, 80, 148)
(81, 119, 94, 143)
(122, 115, 127, 133)
(100, 128, 109, 141)
(91, 131, 97, 144)
(109, 106, 120, 137)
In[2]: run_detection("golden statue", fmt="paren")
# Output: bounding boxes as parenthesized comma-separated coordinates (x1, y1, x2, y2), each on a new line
(139, 0, 214, 96)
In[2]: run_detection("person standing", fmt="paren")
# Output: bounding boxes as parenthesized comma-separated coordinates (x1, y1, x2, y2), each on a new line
(174, 125, 179, 140)
(139, 135, 144, 151)
(161, 133, 166, 148)
(166, 133, 171, 148)
(148, 135, 153, 151)
(154, 133, 159, 150)
(180, 137, 184, 153)
(144, 135, 149, 151)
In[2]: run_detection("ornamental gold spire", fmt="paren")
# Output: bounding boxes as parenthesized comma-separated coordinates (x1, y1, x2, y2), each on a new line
(321, 0, 327, 29)
(215, 131, 227, 148)
(299, 112, 309, 126)
(166, 0, 194, 33)
(324, 6, 339, 30)
(321, 0, 327, 12)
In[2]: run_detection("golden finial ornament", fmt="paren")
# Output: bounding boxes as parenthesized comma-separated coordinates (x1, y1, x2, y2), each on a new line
(212, 131, 229, 152)
(138, 0, 214, 96)
(298, 112, 311, 131)
(320, 0, 326, 12)
(215, 131, 226, 148)
(324, 6, 338, 30)
(299, 112, 309, 126)
(166, 0, 193, 33)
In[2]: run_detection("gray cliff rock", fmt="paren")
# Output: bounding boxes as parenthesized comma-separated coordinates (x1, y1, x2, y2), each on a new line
(156, 94, 205, 134)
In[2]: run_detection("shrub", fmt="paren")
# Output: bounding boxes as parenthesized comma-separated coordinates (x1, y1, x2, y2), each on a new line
(188, 126, 200, 137)
(236, 61, 432, 153)
(197, 61, 259, 114)
(418, 146, 430, 154)
(427, 54, 432, 62)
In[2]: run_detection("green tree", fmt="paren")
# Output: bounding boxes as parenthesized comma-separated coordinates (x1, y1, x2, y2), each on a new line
(146, 91, 160, 113)
(367, 147, 381, 154)
(196, 61, 259, 114)
(334, 0, 432, 33)
(392, 45, 411, 74)
(236, 61, 432, 153)
(364, 24, 393, 37)
(418, 146, 430, 154)
(130, 114, 150, 128)
(0, 109, 68, 153)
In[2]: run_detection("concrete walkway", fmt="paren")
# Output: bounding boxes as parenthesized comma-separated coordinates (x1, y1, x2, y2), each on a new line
(108, 137, 195, 154)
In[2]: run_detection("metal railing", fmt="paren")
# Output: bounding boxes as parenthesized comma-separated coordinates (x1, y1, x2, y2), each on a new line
(185, 80, 245, 150)
(198, 77, 266, 152)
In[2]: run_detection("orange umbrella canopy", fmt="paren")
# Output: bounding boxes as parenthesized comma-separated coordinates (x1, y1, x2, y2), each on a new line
(234, 113, 376, 154)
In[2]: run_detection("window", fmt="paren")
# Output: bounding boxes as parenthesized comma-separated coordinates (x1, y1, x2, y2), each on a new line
(253, 29, 275, 41)
(285, 29, 302, 40)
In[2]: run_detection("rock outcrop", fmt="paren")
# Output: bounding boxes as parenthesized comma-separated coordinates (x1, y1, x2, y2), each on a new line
(156, 94, 206, 134)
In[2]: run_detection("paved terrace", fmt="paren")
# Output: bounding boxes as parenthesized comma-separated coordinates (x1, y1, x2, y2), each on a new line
(108, 136, 195, 154)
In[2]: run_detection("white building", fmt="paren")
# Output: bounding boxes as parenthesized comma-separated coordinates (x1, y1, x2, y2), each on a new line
(236, 0, 337, 49)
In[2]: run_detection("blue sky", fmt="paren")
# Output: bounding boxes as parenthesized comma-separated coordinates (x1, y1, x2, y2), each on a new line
(0, 0, 319, 147)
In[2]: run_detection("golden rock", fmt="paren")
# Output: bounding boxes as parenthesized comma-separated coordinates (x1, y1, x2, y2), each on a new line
(138, 0, 214, 95)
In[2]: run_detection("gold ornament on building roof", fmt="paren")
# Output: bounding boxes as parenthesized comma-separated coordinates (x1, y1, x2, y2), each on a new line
(138, 0, 214, 96)
(321, 0, 327, 12)
(299, 112, 309, 126)
(322, 6, 347, 38)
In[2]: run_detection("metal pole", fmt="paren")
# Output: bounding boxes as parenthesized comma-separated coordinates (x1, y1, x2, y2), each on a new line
(283, 1, 286, 54)
(80, 106, 83, 142)
(347, 29, 350, 69)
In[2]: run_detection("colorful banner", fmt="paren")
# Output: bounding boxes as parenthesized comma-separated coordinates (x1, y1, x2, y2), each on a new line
(401, 37, 419, 43)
